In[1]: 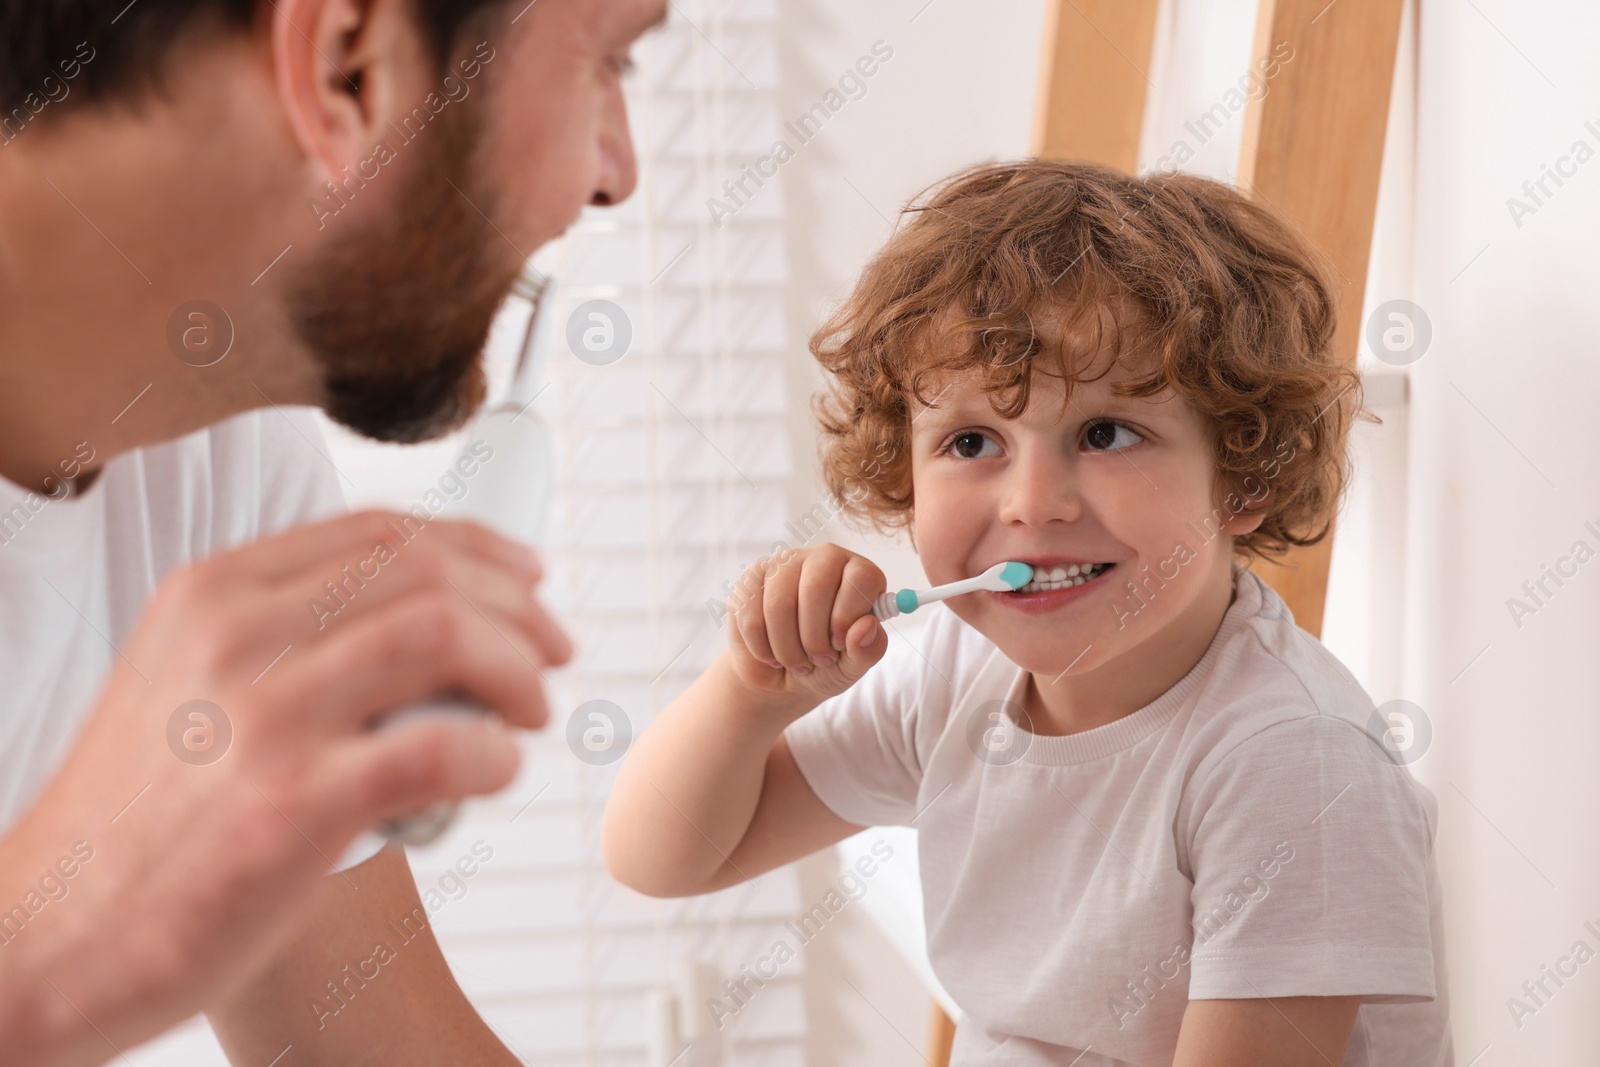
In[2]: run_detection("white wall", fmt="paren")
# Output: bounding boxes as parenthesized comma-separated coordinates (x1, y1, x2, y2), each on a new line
(1408, 2, 1600, 1062)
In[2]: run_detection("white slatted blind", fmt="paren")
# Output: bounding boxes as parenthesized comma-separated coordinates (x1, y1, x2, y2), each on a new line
(128, 2, 811, 1063)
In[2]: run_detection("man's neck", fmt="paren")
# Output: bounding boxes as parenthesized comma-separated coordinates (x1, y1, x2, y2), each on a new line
(0, 97, 322, 496)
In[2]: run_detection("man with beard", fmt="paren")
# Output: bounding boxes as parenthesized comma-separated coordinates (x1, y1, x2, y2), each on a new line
(0, 0, 664, 1063)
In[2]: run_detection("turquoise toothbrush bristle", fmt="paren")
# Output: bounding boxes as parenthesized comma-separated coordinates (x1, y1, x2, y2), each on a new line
(895, 588, 920, 614)
(998, 561, 1033, 590)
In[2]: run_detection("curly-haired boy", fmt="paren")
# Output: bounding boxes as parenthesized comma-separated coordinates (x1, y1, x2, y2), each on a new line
(604, 159, 1449, 1066)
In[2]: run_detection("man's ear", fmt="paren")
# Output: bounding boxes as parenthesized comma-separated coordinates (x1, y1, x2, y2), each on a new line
(270, 0, 428, 179)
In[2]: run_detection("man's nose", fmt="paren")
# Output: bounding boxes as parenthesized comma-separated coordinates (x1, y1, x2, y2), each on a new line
(591, 96, 639, 207)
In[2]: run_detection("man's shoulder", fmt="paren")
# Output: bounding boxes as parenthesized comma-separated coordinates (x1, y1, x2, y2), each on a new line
(132, 406, 321, 481)
(205, 406, 339, 500)
(112, 406, 348, 556)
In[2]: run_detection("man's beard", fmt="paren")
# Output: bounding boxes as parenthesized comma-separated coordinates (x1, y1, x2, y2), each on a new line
(287, 97, 524, 444)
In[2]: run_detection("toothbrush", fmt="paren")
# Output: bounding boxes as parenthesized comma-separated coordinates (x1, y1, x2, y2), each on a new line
(872, 561, 1035, 620)
(376, 269, 559, 848)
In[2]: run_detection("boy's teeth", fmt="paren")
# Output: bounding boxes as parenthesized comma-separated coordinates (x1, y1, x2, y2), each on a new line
(1018, 562, 1109, 592)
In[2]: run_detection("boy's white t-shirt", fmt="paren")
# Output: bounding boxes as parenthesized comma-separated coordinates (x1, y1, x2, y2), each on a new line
(0, 408, 384, 867)
(784, 561, 1451, 1067)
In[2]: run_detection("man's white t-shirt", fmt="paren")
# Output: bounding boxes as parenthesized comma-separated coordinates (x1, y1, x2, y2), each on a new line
(0, 408, 360, 842)
(784, 560, 1452, 1067)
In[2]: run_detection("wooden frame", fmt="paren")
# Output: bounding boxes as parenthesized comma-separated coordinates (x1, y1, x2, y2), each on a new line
(1032, 0, 1161, 172)
(1236, 0, 1406, 636)
(928, 1003, 957, 1064)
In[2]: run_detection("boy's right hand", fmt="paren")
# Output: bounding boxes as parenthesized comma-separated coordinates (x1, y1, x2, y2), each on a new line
(724, 543, 889, 710)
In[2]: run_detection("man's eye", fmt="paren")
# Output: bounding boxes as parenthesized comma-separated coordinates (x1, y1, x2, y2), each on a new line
(944, 431, 1001, 460)
(1083, 421, 1144, 452)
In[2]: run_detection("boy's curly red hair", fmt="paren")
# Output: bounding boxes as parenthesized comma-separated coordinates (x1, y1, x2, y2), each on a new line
(808, 158, 1369, 564)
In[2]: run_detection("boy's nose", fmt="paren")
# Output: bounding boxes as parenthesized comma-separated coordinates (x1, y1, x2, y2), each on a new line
(996, 448, 1084, 527)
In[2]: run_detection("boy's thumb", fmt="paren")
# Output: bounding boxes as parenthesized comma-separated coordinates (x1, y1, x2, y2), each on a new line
(840, 613, 887, 677)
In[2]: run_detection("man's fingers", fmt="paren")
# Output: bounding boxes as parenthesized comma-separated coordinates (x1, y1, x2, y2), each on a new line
(281, 588, 555, 733)
(301, 544, 576, 666)
(231, 519, 574, 670)
(239, 509, 544, 588)
(510, 587, 576, 669)
(318, 713, 523, 829)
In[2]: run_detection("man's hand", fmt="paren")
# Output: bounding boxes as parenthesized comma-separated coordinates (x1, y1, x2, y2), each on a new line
(0, 509, 571, 1067)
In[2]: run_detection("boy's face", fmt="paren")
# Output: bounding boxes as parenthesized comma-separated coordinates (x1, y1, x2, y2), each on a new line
(906, 348, 1265, 679)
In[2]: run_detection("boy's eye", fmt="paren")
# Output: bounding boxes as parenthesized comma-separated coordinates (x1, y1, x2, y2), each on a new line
(1083, 420, 1144, 452)
(944, 431, 1001, 460)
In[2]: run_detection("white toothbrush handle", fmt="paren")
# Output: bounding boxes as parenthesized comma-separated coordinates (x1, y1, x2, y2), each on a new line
(873, 572, 997, 620)
(380, 274, 555, 849)
(921, 574, 991, 601)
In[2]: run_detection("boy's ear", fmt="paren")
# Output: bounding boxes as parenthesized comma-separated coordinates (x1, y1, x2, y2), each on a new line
(1225, 509, 1268, 537)
(1221, 486, 1273, 536)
